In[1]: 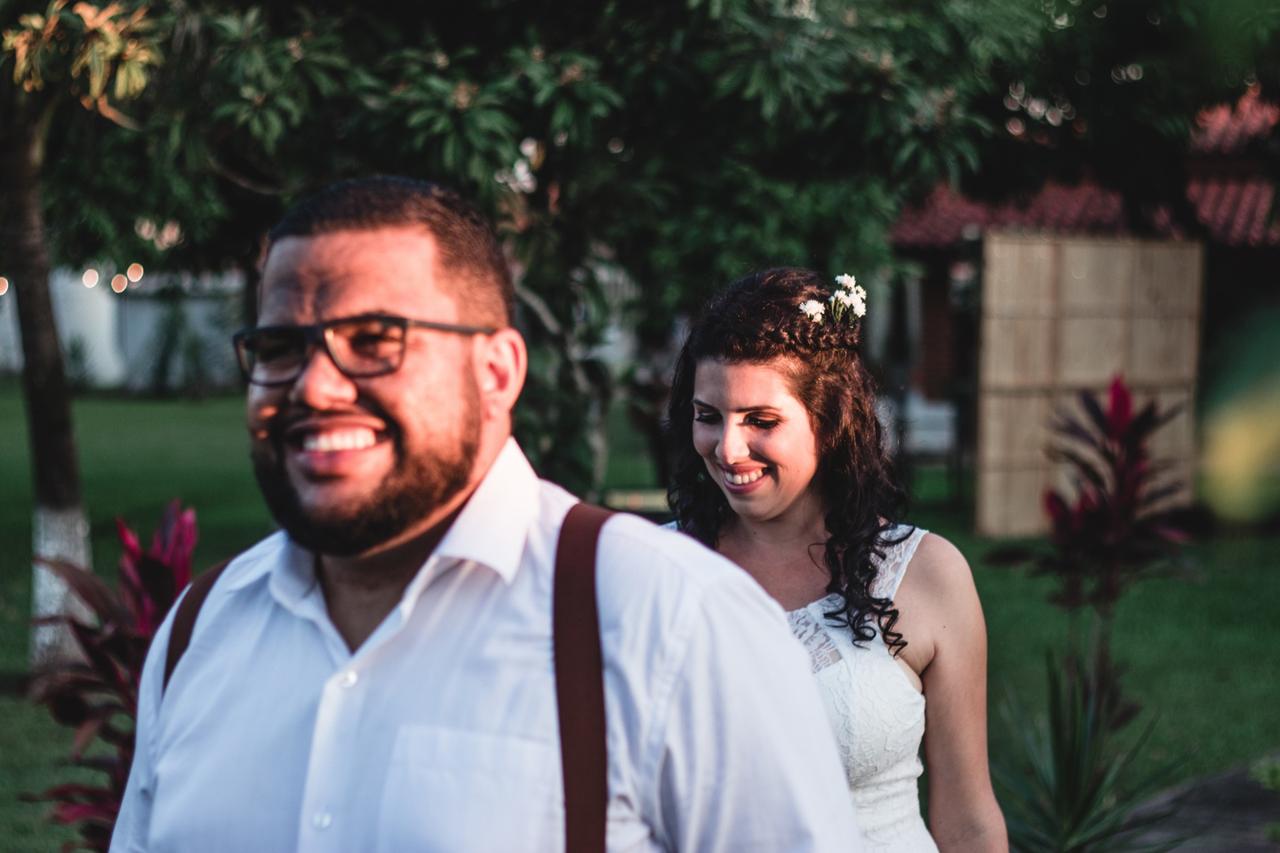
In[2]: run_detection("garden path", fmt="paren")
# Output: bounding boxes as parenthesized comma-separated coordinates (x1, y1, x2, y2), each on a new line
(1135, 753, 1280, 851)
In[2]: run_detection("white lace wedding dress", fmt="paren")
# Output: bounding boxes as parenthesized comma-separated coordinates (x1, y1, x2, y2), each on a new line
(786, 525, 937, 852)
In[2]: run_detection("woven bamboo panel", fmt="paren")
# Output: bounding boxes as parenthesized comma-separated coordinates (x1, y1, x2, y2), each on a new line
(978, 392, 1054, 467)
(1131, 317, 1199, 383)
(983, 238, 1056, 316)
(1134, 243, 1202, 315)
(1057, 317, 1128, 385)
(980, 317, 1055, 388)
(977, 468, 1052, 537)
(976, 233, 1203, 537)
(1060, 241, 1135, 313)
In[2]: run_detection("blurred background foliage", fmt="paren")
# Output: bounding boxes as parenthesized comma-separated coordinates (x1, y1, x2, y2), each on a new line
(16, 0, 1273, 491)
(4, 1, 1275, 494)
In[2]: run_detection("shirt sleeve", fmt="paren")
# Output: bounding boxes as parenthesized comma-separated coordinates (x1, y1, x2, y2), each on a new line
(646, 573, 865, 852)
(110, 596, 180, 852)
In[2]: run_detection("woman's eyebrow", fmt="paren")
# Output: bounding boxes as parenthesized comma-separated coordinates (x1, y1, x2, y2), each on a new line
(693, 398, 781, 414)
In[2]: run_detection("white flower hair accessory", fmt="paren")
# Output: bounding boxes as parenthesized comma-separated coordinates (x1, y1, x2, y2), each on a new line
(798, 299, 826, 323)
(799, 273, 868, 325)
(832, 274, 867, 321)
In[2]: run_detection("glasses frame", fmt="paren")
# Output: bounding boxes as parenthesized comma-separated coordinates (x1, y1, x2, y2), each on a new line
(232, 312, 498, 387)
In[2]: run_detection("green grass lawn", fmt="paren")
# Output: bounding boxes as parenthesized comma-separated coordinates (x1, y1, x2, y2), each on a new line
(1, 381, 1277, 848)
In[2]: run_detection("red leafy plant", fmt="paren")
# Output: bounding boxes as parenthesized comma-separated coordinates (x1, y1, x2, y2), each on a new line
(990, 375, 1194, 725)
(1036, 375, 1191, 617)
(25, 501, 196, 852)
(991, 378, 1195, 847)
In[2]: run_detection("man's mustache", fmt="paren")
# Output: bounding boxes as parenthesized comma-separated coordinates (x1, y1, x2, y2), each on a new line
(249, 397, 403, 447)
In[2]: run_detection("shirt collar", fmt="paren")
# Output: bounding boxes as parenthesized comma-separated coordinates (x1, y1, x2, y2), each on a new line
(433, 437, 537, 585)
(223, 530, 309, 594)
(225, 537, 339, 629)
(222, 437, 538, 595)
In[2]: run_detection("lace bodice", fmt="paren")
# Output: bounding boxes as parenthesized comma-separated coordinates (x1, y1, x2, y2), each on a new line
(787, 526, 938, 852)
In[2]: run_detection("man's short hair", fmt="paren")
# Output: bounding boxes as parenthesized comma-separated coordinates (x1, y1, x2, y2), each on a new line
(269, 176, 514, 326)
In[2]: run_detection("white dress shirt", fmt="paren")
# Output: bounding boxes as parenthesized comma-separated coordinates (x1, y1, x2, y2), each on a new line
(112, 439, 862, 852)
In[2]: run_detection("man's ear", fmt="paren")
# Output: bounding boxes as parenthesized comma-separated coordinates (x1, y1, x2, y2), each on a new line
(474, 327, 527, 418)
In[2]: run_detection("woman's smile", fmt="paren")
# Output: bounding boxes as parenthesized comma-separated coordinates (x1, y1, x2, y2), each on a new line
(692, 357, 821, 526)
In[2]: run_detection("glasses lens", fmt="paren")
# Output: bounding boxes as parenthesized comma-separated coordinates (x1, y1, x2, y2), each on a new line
(327, 316, 406, 377)
(241, 327, 308, 384)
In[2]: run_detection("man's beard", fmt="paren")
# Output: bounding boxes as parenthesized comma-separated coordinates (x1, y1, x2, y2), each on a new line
(251, 391, 481, 557)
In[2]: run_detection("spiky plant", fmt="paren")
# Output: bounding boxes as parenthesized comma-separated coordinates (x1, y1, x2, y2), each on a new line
(24, 501, 196, 852)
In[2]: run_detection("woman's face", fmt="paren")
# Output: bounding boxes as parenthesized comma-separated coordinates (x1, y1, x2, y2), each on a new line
(691, 358, 822, 526)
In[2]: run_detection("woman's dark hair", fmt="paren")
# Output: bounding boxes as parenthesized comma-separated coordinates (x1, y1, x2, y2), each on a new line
(665, 267, 909, 653)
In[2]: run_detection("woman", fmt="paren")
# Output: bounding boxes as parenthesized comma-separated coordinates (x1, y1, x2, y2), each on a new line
(665, 268, 1006, 851)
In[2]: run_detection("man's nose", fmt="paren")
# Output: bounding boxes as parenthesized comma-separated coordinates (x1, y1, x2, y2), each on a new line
(289, 343, 358, 408)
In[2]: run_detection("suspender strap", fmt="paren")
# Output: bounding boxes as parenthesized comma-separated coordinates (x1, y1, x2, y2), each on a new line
(162, 558, 232, 693)
(554, 503, 614, 853)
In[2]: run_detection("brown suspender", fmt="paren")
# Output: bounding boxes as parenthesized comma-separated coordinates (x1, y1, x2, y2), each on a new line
(553, 502, 613, 853)
(160, 503, 614, 853)
(163, 557, 231, 692)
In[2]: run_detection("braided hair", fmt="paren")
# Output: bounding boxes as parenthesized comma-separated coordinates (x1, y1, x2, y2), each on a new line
(665, 268, 909, 654)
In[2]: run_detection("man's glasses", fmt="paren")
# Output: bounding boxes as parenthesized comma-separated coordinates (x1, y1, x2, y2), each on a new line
(232, 313, 497, 386)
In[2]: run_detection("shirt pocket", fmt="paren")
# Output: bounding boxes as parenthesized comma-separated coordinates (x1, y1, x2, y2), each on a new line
(375, 725, 563, 853)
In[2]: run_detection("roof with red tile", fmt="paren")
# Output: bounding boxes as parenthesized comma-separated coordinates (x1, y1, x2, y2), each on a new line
(1192, 85, 1280, 155)
(893, 87, 1279, 249)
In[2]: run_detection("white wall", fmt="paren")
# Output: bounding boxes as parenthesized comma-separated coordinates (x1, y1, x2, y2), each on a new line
(50, 268, 128, 386)
(117, 292, 241, 392)
(0, 268, 244, 391)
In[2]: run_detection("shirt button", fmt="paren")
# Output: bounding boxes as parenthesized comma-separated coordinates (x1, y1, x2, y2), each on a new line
(338, 670, 359, 688)
(313, 811, 333, 830)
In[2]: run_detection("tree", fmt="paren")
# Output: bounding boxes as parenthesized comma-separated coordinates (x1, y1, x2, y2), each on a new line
(138, 0, 1045, 491)
(1, 0, 161, 667)
(963, 0, 1280, 229)
(17, 0, 1051, 512)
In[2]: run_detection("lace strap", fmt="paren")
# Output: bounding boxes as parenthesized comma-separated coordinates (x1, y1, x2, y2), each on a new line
(874, 526, 927, 600)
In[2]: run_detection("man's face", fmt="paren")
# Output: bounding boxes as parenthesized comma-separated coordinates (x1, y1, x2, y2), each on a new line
(247, 226, 482, 556)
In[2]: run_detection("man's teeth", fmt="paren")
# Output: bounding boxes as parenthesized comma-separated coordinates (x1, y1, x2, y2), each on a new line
(725, 469, 765, 486)
(302, 429, 377, 452)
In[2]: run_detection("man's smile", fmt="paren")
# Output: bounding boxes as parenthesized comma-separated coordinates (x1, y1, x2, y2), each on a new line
(278, 417, 395, 478)
(299, 427, 379, 452)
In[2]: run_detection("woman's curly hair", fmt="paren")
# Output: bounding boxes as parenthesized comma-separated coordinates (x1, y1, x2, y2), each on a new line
(665, 268, 910, 653)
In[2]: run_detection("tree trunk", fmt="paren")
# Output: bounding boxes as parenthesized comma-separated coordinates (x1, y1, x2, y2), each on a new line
(0, 106, 92, 670)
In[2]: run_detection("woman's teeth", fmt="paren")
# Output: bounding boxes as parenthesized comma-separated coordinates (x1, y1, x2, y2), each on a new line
(725, 469, 765, 486)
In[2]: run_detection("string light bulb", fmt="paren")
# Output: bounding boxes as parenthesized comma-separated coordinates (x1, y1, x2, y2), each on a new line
(126, 263, 144, 282)
(83, 269, 99, 288)
(110, 274, 128, 293)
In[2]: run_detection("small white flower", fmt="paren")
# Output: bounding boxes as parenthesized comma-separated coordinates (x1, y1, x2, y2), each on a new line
(835, 273, 857, 291)
(852, 299, 867, 318)
(799, 300, 826, 322)
(853, 284, 867, 300)
(831, 289, 856, 308)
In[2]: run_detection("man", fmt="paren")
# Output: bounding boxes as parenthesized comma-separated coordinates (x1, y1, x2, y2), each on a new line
(112, 177, 861, 852)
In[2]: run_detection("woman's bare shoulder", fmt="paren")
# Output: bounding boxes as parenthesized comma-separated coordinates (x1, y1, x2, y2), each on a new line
(901, 531, 981, 615)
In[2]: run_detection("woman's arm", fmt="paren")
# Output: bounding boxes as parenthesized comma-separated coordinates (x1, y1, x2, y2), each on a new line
(905, 534, 1008, 852)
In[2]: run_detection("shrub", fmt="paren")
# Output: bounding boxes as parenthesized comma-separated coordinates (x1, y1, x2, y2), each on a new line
(993, 376, 1192, 618)
(24, 501, 196, 852)
(995, 651, 1184, 853)
(991, 376, 1196, 849)
(990, 375, 1194, 727)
